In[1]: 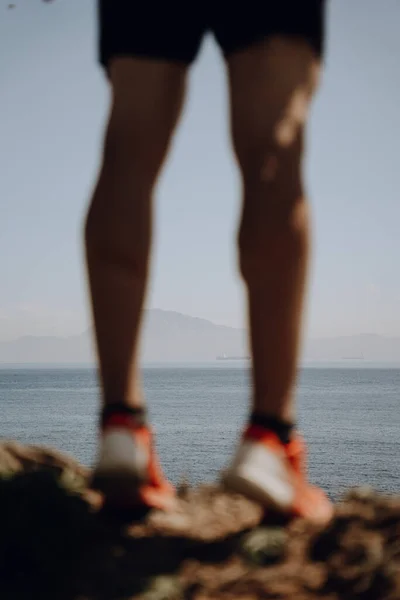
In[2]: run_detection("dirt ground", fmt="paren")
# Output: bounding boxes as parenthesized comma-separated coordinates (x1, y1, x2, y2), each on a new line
(0, 441, 399, 600)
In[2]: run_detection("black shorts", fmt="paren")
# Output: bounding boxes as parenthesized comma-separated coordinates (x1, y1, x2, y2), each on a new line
(99, 1, 326, 69)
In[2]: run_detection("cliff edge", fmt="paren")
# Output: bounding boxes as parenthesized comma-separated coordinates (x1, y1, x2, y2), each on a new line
(0, 441, 398, 600)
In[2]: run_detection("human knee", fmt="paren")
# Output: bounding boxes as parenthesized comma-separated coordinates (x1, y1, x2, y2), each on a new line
(84, 145, 151, 273)
(237, 138, 309, 278)
(235, 114, 305, 188)
(101, 115, 164, 187)
(84, 115, 157, 271)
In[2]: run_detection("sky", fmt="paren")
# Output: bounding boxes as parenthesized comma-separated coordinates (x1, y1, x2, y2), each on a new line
(0, 0, 399, 341)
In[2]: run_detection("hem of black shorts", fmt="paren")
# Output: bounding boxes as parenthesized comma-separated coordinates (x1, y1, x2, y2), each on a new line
(220, 32, 324, 61)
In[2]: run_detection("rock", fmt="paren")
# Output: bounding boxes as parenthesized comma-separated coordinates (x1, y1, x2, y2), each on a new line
(240, 526, 288, 565)
(0, 441, 399, 599)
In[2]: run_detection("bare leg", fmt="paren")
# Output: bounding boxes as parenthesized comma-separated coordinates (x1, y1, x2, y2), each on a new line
(228, 37, 321, 422)
(85, 58, 186, 408)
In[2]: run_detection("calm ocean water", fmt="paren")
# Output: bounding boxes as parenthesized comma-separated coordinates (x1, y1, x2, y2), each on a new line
(0, 365, 399, 500)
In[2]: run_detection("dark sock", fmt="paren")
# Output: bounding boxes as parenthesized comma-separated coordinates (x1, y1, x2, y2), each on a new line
(101, 403, 146, 427)
(250, 412, 295, 445)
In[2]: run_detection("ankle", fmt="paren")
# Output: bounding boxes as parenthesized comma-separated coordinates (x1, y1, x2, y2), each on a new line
(249, 412, 295, 444)
(101, 403, 147, 428)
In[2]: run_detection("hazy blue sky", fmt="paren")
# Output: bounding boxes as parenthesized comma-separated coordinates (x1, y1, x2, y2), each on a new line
(0, 0, 399, 341)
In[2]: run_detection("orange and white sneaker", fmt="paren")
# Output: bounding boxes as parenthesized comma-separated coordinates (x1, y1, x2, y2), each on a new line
(222, 425, 333, 525)
(92, 408, 175, 511)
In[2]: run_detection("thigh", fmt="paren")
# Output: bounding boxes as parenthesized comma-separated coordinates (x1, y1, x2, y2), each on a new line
(227, 36, 322, 170)
(105, 58, 187, 178)
(98, 0, 206, 69)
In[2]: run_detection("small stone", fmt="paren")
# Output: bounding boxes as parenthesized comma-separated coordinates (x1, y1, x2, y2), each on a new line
(345, 486, 376, 503)
(240, 526, 288, 565)
(141, 576, 182, 600)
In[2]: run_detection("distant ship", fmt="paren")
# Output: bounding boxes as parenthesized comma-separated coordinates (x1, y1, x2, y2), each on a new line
(216, 354, 250, 361)
(341, 353, 364, 360)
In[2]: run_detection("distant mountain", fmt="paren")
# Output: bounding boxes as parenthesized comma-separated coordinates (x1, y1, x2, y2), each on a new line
(0, 310, 399, 364)
(0, 309, 246, 364)
(0, 331, 92, 365)
(141, 310, 247, 361)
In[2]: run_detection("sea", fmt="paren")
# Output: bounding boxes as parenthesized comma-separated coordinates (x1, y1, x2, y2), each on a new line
(1, 363, 399, 500)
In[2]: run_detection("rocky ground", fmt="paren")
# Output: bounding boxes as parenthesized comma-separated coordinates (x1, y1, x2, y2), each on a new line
(0, 441, 399, 600)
